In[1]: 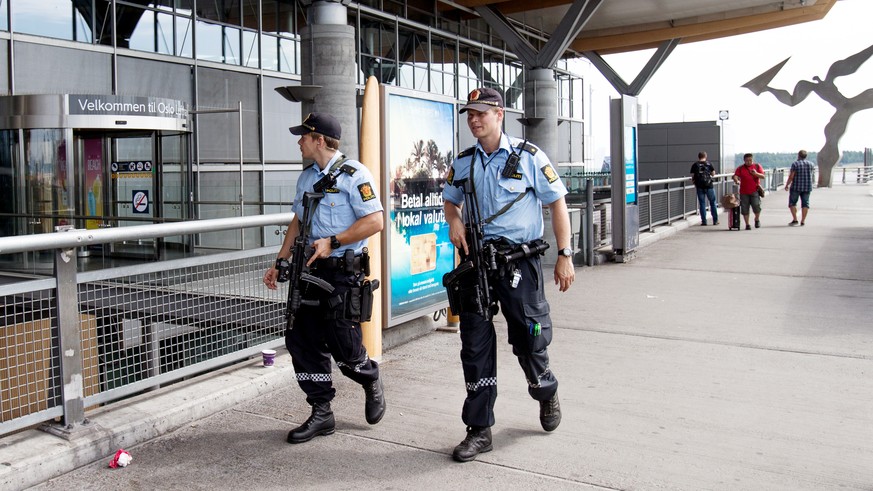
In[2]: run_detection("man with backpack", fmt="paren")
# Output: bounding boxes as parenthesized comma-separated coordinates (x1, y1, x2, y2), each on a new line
(690, 151, 718, 226)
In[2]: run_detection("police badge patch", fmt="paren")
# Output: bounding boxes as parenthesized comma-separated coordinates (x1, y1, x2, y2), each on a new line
(540, 164, 559, 184)
(358, 182, 376, 201)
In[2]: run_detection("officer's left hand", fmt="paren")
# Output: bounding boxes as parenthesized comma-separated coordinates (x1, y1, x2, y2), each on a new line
(307, 237, 332, 266)
(554, 257, 575, 292)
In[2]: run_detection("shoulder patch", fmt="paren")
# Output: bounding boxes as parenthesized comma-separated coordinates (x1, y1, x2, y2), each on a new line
(540, 164, 559, 184)
(457, 146, 476, 159)
(446, 167, 455, 185)
(358, 182, 376, 202)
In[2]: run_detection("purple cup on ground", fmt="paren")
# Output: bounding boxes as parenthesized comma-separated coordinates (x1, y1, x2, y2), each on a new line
(261, 349, 277, 367)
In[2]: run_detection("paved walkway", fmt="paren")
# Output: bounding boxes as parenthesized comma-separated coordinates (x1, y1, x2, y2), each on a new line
(6, 184, 873, 490)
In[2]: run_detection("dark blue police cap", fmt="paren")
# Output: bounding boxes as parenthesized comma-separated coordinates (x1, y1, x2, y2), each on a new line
(459, 87, 504, 113)
(289, 112, 342, 140)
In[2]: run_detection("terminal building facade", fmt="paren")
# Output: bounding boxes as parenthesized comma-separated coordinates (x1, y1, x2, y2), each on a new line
(0, 0, 587, 267)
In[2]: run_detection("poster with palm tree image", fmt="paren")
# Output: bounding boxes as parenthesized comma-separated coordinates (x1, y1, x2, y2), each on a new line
(384, 89, 456, 323)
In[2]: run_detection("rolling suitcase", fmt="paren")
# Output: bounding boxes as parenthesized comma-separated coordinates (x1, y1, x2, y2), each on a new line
(728, 203, 741, 230)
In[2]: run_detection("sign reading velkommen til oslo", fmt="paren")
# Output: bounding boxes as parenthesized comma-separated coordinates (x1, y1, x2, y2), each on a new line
(68, 95, 189, 122)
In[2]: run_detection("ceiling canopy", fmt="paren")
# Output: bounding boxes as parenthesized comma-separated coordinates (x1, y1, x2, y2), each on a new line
(439, 0, 837, 56)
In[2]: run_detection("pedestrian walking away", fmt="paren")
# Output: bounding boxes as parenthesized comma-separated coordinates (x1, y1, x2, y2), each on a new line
(690, 151, 718, 226)
(442, 87, 576, 463)
(784, 149, 815, 226)
(263, 112, 386, 444)
(732, 153, 766, 230)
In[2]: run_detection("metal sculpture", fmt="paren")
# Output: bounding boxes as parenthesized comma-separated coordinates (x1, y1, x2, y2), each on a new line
(743, 43, 873, 187)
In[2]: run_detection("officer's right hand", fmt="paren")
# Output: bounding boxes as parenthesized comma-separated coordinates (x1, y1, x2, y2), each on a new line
(448, 219, 468, 256)
(263, 267, 278, 290)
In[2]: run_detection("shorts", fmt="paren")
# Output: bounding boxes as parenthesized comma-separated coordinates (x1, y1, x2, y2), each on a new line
(789, 190, 810, 208)
(740, 193, 761, 215)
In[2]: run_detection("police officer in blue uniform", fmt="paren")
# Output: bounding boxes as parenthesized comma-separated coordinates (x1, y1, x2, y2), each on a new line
(263, 112, 386, 444)
(443, 88, 576, 462)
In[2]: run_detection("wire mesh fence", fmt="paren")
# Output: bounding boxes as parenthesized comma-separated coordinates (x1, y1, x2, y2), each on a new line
(1, 248, 286, 436)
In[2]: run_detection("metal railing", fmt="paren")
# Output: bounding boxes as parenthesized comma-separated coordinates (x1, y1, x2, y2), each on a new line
(0, 214, 290, 437)
(568, 169, 789, 260)
(838, 165, 873, 184)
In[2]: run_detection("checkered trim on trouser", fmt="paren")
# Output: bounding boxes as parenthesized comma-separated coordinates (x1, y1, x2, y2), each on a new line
(466, 377, 497, 392)
(527, 366, 551, 389)
(296, 372, 332, 382)
(336, 357, 369, 373)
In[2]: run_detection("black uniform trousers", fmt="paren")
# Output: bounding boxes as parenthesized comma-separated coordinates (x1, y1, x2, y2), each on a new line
(458, 254, 558, 429)
(285, 269, 379, 406)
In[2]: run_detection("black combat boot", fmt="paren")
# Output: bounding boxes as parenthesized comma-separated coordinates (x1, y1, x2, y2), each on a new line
(452, 426, 492, 462)
(539, 392, 561, 432)
(287, 402, 335, 444)
(363, 377, 386, 424)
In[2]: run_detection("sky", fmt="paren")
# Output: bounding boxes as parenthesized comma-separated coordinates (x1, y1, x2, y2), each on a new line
(575, 0, 873, 165)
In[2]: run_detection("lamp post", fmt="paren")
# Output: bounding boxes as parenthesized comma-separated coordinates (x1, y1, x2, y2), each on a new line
(718, 110, 729, 173)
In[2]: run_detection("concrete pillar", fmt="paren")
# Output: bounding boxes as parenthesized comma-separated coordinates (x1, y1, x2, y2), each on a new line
(523, 68, 558, 162)
(300, 1, 358, 160)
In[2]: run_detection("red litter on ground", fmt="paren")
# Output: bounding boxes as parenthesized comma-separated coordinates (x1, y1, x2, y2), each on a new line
(109, 449, 132, 468)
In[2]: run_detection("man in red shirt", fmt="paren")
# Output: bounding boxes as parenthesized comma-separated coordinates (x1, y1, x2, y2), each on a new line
(732, 153, 766, 230)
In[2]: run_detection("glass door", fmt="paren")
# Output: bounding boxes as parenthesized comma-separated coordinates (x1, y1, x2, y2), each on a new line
(158, 132, 191, 256)
(108, 133, 158, 259)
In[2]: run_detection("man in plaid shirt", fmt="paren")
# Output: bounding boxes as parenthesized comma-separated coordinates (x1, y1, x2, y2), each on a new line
(784, 149, 816, 226)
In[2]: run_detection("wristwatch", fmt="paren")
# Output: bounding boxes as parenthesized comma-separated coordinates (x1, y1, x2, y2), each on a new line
(330, 235, 341, 249)
(558, 247, 573, 257)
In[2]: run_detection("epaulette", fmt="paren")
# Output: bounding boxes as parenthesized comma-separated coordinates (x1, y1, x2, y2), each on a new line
(516, 141, 538, 156)
(457, 146, 476, 159)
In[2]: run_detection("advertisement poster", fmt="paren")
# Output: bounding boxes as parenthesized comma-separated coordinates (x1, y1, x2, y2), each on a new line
(384, 90, 456, 323)
(83, 138, 103, 229)
(624, 126, 637, 204)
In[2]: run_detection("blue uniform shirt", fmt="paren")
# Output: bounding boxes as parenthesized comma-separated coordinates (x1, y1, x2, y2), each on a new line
(293, 151, 383, 257)
(443, 133, 567, 244)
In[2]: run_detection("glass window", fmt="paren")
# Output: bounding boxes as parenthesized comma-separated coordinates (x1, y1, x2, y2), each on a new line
(0, 130, 20, 238)
(241, 0, 259, 30)
(558, 75, 571, 118)
(155, 11, 175, 55)
(262, 35, 279, 72)
(263, 0, 297, 36)
(483, 51, 503, 88)
(278, 37, 298, 74)
(223, 26, 241, 65)
(196, 0, 238, 24)
(242, 29, 259, 68)
(0, 0, 7, 31)
(458, 45, 482, 99)
(196, 20, 241, 65)
(505, 61, 524, 110)
(23, 129, 73, 233)
(430, 37, 456, 98)
(176, 14, 193, 57)
(14, 0, 80, 42)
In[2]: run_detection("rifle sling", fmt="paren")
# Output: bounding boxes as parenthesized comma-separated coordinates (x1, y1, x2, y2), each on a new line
(302, 155, 349, 236)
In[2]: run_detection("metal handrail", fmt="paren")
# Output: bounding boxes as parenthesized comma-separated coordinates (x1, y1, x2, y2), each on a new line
(0, 212, 292, 254)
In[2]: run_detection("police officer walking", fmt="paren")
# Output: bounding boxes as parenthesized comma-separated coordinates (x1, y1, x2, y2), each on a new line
(443, 88, 576, 462)
(263, 112, 385, 443)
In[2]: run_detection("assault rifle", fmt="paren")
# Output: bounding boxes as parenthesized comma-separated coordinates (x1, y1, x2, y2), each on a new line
(276, 191, 335, 329)
(442, 178, 498, 321)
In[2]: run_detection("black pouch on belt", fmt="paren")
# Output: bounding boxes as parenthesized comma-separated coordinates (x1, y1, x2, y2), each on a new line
(359, 280, 374, 322)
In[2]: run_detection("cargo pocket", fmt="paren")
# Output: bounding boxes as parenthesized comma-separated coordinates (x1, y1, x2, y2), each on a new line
(523, 300, 552, 352)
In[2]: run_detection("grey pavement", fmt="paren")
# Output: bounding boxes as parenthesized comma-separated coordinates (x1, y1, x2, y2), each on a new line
(6, 184, 873, 490)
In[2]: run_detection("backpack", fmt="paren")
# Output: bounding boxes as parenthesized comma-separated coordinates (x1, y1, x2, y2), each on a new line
(696, 163, 713, 188)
